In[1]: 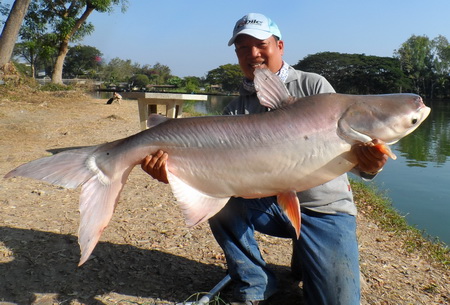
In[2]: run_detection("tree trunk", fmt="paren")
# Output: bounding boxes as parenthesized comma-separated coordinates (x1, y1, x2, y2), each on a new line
(51, 39, 69, 84)
(0, 0, 31, 68)
(51, 6, 95, 84)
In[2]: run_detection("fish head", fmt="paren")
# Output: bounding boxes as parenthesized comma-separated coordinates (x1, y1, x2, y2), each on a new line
(338, 94, 430, 145)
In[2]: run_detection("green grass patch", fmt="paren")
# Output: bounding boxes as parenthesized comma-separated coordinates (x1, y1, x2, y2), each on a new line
(181, 100, 203, 117)
(39, 83, 74, 92)
(351, 179, 449, 268)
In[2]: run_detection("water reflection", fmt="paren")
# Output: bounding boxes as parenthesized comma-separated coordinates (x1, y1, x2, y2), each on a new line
(372, 99, 450, 245)
(397, 99, 450, 167)
(194, 95, 235, 115)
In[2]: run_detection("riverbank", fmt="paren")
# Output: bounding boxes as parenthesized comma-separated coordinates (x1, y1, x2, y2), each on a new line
(0, 85, 448, 304)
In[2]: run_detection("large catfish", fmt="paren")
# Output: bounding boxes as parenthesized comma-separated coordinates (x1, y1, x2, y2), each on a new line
(4, 69, 430, 266)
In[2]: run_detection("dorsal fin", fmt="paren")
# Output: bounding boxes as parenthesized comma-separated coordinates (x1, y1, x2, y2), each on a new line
(254, 68, 295, 109)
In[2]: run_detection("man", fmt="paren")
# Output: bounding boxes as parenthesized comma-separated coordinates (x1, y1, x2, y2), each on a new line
(142, 13, 387, 305)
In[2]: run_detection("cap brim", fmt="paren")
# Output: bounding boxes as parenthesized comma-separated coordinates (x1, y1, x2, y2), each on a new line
(228, 29, 273, 46)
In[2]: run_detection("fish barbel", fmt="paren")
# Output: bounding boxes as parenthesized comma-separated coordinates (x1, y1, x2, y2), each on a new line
(4, 69, 430, 266)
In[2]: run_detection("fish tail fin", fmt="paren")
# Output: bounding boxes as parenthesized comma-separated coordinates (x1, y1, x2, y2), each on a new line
(78, 165, 133, 266)
(4, 144, 135, 266)
(4, 146, 99, 188)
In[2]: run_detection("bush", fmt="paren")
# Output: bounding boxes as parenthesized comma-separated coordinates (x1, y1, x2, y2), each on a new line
(39, 83, 73, 91)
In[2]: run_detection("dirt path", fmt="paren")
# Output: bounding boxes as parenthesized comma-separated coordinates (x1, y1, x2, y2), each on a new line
(0, 88, 448, 304)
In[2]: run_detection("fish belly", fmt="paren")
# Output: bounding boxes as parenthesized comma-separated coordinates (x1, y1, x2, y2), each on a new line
(163, 130, 354, 199)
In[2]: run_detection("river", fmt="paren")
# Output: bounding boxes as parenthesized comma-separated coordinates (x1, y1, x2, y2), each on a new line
(195, 96, 450, 246)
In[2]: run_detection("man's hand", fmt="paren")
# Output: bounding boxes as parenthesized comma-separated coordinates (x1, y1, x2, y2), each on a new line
(141, 150, 169, 184)
(352, 139, 389, 175)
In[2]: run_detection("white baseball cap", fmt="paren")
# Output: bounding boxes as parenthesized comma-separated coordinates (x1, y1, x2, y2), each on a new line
(228, 13, 282, 46)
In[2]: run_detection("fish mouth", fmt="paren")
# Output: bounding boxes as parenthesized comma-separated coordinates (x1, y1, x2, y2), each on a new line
(347, 126, 399, 146)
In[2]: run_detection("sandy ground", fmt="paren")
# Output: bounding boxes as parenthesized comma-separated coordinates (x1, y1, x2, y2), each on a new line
(0, 88, 449, 304)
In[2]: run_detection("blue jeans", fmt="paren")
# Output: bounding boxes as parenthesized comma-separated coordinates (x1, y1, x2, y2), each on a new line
(209, 196, 360, 305)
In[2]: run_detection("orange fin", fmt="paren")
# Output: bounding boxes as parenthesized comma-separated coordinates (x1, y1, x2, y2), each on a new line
(277, 190, 301, 238)
(374, 143, 397, 160)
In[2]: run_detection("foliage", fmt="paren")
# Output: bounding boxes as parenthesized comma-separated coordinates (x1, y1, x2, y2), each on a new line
(395, 35, 450, 98)
(167, 76, 182, 88)
(183, 76, 201, 92)
(0, 3, 11, 22)
(294, 52, 407, 94)
(39, 82, 73, 91)
(206, 63, 243, 92)
(7, 0, 128, 84)
(101, 57, 138, 84)
(146, 62, 172, 85)
(3, 4, 449, 98)
(63, 44, 102, 78)
(129, 74, 149, 88)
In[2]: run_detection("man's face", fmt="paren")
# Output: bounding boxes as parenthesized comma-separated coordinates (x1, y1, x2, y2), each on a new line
(234, 34, 284, 80)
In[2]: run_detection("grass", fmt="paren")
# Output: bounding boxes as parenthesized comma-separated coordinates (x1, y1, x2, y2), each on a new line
(182, 100, 222, 117)
(181, 100, 205, 117)
(39, 83, 74, 91)
(351, 179, 450, 268)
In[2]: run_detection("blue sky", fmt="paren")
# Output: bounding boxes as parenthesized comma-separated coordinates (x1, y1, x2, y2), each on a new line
(3, 0, 450, 77)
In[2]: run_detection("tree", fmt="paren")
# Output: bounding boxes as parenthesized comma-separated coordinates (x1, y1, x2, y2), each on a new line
(167, 76, 183, 88)
(101, 57, 139, 84)
(430, 35, 450, 98)
(129, 74, 149, 88)
(10, 0, 56, 78)
(395, 35, 433, 96)
(0, 0, 31, 69)
(12, 32, 58, 78)
(63, 44, 102, 78)
(294, 52, 406, 94)
(183, 76, 201, 92)
(150, 62, 172, 85)
(206, 64, 243, 92)
(395, 34, 450, 98)
(23, 0, 127, 84)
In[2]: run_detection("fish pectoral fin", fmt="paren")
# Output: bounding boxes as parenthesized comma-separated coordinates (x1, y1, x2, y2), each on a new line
(254, 68, 294, 110)
(372, 141, 397, 160)
(167, 171, 230, 227)
(277, 190, 301, 238)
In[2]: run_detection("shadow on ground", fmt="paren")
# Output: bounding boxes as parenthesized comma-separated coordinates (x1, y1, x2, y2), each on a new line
(1, 227, 304, 304)
(0, 226, 227, 304)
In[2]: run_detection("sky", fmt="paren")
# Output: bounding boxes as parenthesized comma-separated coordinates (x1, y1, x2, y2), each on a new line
(2, 0, 450, 77)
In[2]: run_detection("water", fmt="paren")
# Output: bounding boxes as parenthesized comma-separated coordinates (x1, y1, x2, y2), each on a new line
(365, 99, 450, 245)
(193, 95, 235, 115)
(194, 97, 450, 246)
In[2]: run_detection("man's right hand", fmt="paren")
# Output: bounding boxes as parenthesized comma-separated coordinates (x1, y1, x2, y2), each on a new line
(141, 150, 169, 184)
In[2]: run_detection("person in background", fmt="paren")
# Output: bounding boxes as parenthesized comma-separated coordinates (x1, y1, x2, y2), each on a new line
(141, 13, 388, 305)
